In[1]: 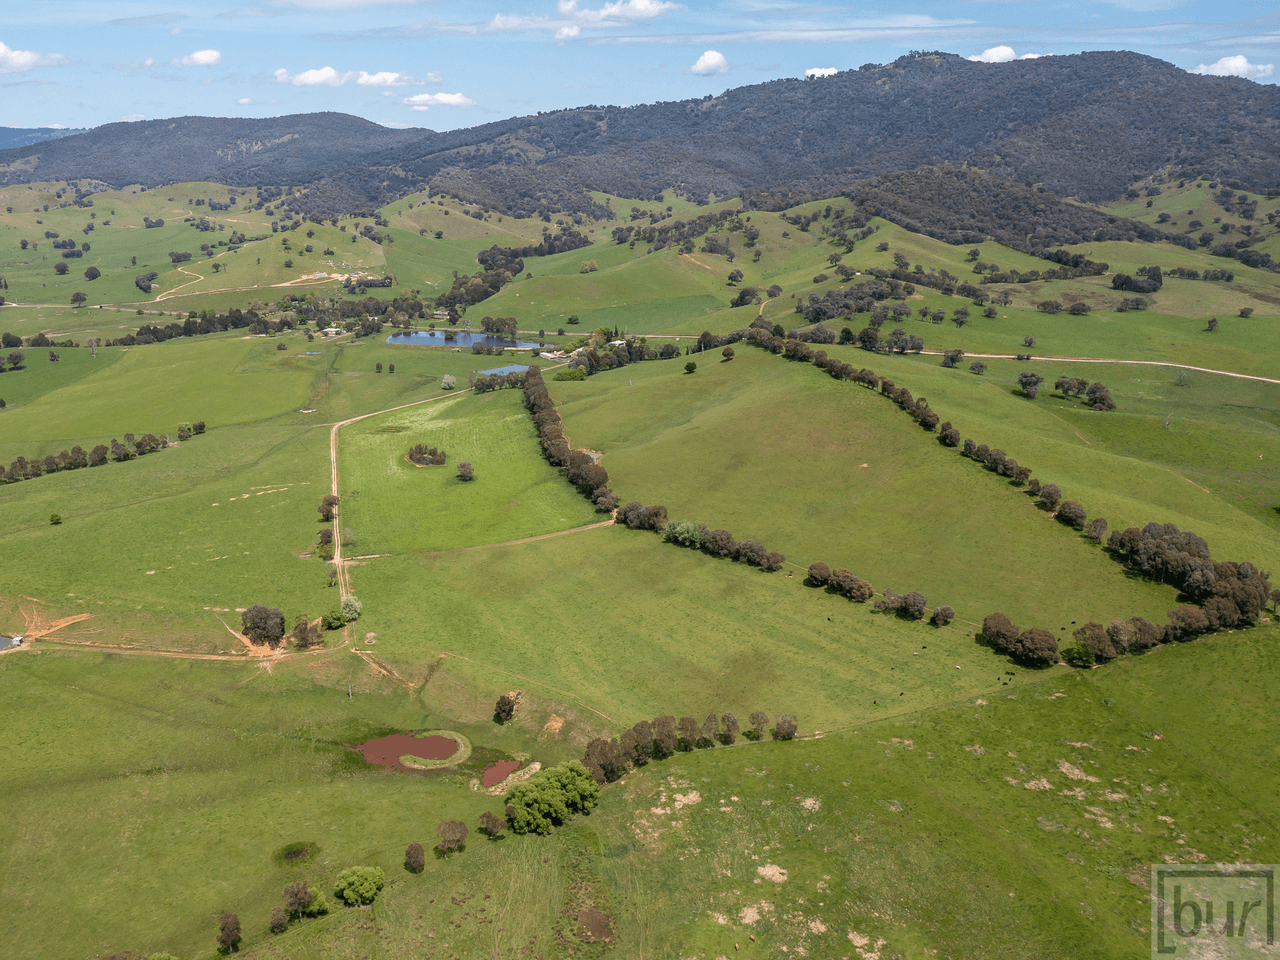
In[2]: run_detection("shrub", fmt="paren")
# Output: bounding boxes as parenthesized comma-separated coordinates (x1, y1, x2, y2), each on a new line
(930, 605, 955, 626)
(505, 760, 599, 835)
(441, 374, 456, 390)
(341, 596, 362, 622)
(321, 610, 345, 630)
(457, 461, 475, 482)
(553, 368, 585, 381)
(1061, 643, 1096, 668)
(270, 906, 288, 933)
(333, 865, 385, 906)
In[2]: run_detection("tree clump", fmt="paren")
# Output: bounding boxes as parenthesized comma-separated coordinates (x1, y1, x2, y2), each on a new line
(405, 841, 425, 872)
(241, 605, 284, 647)
(333, 866, 385, 906)
(504, 761, 599, 835)
(408, 444, 447, 465)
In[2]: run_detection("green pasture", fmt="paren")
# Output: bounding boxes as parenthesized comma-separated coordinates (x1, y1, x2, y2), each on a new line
(549, 349, 1226, 628)
(0, 421, 332, 649)
(352, 526, 1063, 736)
(3, 617, 1275, 960)
(0, 648, 561, 960)
(337, 389, 597, 554)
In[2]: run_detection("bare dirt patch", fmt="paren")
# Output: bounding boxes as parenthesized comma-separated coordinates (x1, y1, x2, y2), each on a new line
(576, 907, 614, 942)
(757, 864, 788, 883)
(544, 714, 565, 733)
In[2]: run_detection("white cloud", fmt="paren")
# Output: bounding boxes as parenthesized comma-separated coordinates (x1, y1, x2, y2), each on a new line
(688, 50, 729, 75)
(558, 0, 681, 22)
(275, 65, 349, 85)
(275, 66, 437, 87)
(237, 97, 254, 104)
(805, 66, 838, 78)
(1192, 55, 1274, 79)
(556, 24, 582, 40)
(119, 113, 146, 122)
(181, 49, 222, 66)
(356, 71, 412, 86)
(377, 119, 414, 128)
(1019, 53, 1041, 59)
(968, 45, 1017, 63)
(403, 91, 475, 111)
(171, 27, 182, 35)
(0, 41, 69, 74)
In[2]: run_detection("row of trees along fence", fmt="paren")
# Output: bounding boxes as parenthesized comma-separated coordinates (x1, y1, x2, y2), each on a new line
(582, 712, 797, 785)
(3, 423, 204, 484)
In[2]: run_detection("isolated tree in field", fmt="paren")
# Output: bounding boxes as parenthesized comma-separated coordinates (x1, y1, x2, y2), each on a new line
(727, 269, 744, 286)
(969, 361, 986, 375)
(457, 462, 475, 482)
(1017, 371, 1044, 399)
(375, 362, 382, 373)
(318, 494, 339, 521)
(404, 842, 425, 873)
(678, 716, 699, 750)
(84, 266, 100, 281)
(1023, 335, 1036, 347)
(1206, 317, 1219, 332)
(54, 261, 68, 276)
(684, 360, 697, 374)
(774, 714, 798, 740)
(748, 710, 769, 740)
(478, 811, 507, 839)
(494, 692, 516, 723)
(217, 912, 241, 952)
(70, 290, 87, 306)
(333, 866, 385, 905)
(722, 346, 734, 361)
(941, 349, 964, 368)
(241, 605, 284, 647)
(721, 712, 740, 744)
(341, 596, 362, 622)
(930, 604, 955, 626)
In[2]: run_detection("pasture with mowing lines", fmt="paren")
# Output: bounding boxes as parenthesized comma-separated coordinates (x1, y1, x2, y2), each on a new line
(338, 389, 599, 555)
(1, 181, 1279, 960)
(548, 348, 1254, 628)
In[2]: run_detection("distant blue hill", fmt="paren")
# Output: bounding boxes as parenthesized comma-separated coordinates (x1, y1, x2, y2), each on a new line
(0, 127, 89, 151)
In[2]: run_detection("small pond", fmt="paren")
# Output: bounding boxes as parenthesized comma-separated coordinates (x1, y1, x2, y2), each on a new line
(481, 760, 522, 787)
(386, 330, 542, 350)
(478, 364, 531, 377)
(360, 733, 457, 772)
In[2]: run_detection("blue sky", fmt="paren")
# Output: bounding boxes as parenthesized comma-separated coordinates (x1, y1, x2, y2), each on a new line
(2, 0, 1277, 131)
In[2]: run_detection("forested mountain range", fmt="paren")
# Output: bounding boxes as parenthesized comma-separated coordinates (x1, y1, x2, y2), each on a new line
(0, 127, 89, 151)
(3, 50, 1279, 220)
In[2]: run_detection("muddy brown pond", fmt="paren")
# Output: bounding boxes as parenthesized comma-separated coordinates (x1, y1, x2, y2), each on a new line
(481, 760, 521, 787)
(360, 734, 457, 772)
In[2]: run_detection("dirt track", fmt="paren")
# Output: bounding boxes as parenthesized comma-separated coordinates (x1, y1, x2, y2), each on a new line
(919, 350, 1280, 386)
